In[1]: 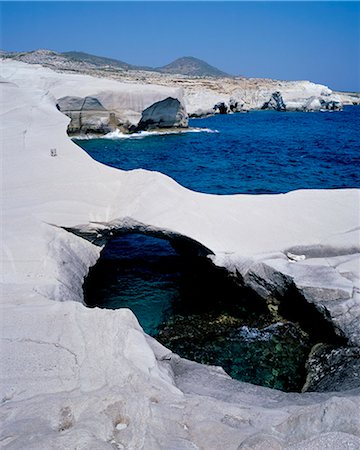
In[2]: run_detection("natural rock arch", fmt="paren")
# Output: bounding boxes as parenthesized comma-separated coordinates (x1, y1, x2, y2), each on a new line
(61, 217, 214, 258)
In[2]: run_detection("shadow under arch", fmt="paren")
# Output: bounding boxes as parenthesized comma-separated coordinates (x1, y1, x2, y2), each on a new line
(58, 218, 346, 393)
(61, 216, 214, 258)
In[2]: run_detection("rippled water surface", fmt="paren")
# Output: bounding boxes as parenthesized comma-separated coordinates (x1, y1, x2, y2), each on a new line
(76, 106, 359, 194)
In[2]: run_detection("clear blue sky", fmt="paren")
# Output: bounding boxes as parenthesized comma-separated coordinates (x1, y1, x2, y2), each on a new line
(1, 1, 359, 91)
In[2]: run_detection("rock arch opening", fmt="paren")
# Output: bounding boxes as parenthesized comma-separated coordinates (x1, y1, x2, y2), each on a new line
(80, 227, 341, 393)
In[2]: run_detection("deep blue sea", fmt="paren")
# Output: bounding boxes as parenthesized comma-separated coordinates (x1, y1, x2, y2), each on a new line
(79, 107, 359, 391)
(76, 106, 359, 195)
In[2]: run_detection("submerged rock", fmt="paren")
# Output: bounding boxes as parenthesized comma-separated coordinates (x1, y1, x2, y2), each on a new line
(136, 97, 188, 131)
(157, 310, 312, 392)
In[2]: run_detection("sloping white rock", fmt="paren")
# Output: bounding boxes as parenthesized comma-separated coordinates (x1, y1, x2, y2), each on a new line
(1, 59, 185, 130)
(1, 60, 360, 449)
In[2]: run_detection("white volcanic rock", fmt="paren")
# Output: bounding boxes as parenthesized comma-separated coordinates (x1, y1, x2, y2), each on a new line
(1, 60, 360, 449)
(335, 91, 360, 105)
(1, 60, 185, 134)
(1, 59, 350, 121)
(57, 95, 116, 135)
(184, 79, 344, 116)
(137, 97, 188, 130)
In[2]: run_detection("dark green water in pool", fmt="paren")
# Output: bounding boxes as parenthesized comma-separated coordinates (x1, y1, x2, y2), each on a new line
(84, 234, 315, 392)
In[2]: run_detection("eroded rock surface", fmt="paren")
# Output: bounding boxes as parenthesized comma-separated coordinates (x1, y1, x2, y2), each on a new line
(57, 95, 117, 135)
(303, 344, 360, 392)
(58, 95, 189, 135)
(262, 91, 287, 111)
(136, 97, 188, 131)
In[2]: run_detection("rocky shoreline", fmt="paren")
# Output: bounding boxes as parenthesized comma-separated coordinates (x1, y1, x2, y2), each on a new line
(2, 51, 358, 138)
(56, 82, 347, 137)
(1, 59, 360, 449)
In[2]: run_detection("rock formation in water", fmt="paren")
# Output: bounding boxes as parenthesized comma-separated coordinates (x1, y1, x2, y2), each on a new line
(136, 97, 188, 131)
(214, 101, 229, 114)
(303, 96, 342, 112)
(57, 95, 188, 135)
(57, 96, 118, 135)
(261, 91, 287, 111)
(23, 66, 187, 136)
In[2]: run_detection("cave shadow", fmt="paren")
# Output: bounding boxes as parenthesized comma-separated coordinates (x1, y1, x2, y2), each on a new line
(81, 231, 340, 392)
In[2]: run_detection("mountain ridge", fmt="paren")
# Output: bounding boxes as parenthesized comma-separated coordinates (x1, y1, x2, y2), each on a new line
(156, 56, 229, 77)
(1, 48, 231, 78)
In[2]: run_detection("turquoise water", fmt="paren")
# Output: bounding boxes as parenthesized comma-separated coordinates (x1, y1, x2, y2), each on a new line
(84, 234, 314, 391)
(84, 235, 181, 336)
(80, 108, 358, 391)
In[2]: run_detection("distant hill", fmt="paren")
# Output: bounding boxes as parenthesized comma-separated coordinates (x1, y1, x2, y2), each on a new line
(157, 56, 229, 77)
(1, 49, 230, 78)
(62, 51, 133, 69)
(61, 51, 151, 71)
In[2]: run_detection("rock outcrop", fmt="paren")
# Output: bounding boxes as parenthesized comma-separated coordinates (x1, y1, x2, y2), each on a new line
(192, 97, 246, 117)
(260, 91, 343, 113)
(261, 91, 287, 111)
(335, 90, 360, 105)
(303, 344, 360, 392)
(303, 96, 342, 112)
(57, 94, 189, 136)
(184, 80, 347, 116)
(214, 101, 229, 114)
(136, 97, 188, 131)
(0, 59, 186, 136)
(229, 96, 245, 112)
(58, 94, 190, 136)
(57, 95, 118, 135)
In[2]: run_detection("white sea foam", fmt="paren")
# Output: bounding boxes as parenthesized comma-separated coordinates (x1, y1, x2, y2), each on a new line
(101, 127, 219, 140)
(71, 134, 100, 140)
(72, 128, 219, 140)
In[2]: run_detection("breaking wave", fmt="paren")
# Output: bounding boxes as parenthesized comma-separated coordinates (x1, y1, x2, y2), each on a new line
(72, 128, 219, 140)
(101, 127, 219, 139)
